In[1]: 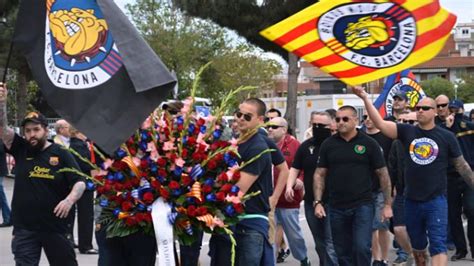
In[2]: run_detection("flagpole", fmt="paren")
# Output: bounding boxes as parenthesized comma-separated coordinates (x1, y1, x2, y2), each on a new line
(2, 42, 13, 84)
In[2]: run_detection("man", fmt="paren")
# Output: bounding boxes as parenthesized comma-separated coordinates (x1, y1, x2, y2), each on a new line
(267, 117, 310, 266)
(435, 94, 450, 125)
(362, 112, 393, 266)
(388, 112, 415, 265)
(386, 90, 408, 122)
(0, 139, 11, 227)
(354, 86, 474, 266)
(54, 119, 72, 148)
(0, 83, 86, 265)
(314, 105, 393, 265)
(444, 99, 474, 261)
(288, 111, 338, 266)
(266, 108, 282, 120)
(210, 98, 274, 266)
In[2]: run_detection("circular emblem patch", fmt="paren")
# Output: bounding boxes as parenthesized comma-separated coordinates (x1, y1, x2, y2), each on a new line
(409, 137, 439, 165)
(44, 0, 123, 89)
(385, 77, 426, 116)
(354, 144, 366, 154)
(317, 2, 416, 68)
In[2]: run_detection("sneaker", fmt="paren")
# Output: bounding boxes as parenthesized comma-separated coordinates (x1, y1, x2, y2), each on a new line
(276, 249, 290, 263)
(392, 255, 408, 265)
(300, 257, 311, 266)
(0, 222, 12, 227)
(373, 260, 388, 266)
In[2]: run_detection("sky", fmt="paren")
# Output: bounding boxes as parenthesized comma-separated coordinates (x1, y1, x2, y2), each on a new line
(116, 0, 474, 23)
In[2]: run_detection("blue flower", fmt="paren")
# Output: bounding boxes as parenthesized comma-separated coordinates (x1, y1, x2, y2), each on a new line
(99, 199, 109, 207)
(174, 167, 183, 177)
(204, 178, 214, 186)
(106, 173, 115, 181)
(115, 149, 127, 159)
(139, 141, 148, 152)
(225, 205, 235, 216)
(200, 125, 207, 134)
(86, 180, 95, 191)
(150, 164, 158, 173)
(205, 193, 216, 202)
(172, 188, 182, 196)
(231, 185, 240, 194)
(176, 116, 184, 125)
(136, 203, 146, 211)
(140, 131, 149, 141)
(113, 208, 121, 217)
(213, 130, 222, 139)
(188, 124, 195, 134)
(115, 172, 125, 181)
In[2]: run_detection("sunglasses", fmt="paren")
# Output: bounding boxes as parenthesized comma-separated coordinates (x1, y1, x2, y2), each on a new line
(335, 116, 350, 123)
(415, 106, 434, 111)
(436, 103, 448, 108)
(313, 123, 329, 128)
(362, 115, 368, 121)
(402, 119, 417, 124)
(235, 111, 253, 122)
(266, 125, 283, 130)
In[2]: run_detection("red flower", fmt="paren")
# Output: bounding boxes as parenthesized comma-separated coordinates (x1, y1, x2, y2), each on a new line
(232, 171, 241, 181)
(221, 184, 232, 193)
(196, 206, 208, 216)
(207, 160, 217, 170)
(114, 183, 124, 191)
(181, 175, 192, 186)
(187, 205, 197, 217)
(125, 216, 137, 226)
(143, 192, 154, 204)
(177, 124, 184, 131)
(192, 152, 202, 162)
(112, 161, 127, 171)
(210, 143, 219, 151)
(169, 153, 177, 162)
(157, 158, 167, 167)
(197, 118, 205, 126)
(233, 203, 244, 214)
(214, 153, 224, 162)
(123, 181, 133, 190)
(131, 178, 140, 186)
(216, 192, 226, 202)
(169, 181, 180, 190)
(217, 172, 228, 182)
(182, 148, 189, 158)
(158, 169, 167, 178)
(121, 201, 133, 212)
(202, 185, 212, 194)
(151, 180, 161, 189)
(160, 187, 170, 199)
(144, 212, 152, 222)
(129, 148, 137, 156)
(140, 159, 149, 169)
(187, 137, 196, 146)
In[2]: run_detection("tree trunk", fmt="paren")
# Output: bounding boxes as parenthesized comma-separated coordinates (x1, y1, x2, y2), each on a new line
(285, 53, 300, 136)
(16, 68, 27, 126)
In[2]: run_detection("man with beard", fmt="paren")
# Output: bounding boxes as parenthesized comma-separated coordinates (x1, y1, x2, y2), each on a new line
(354, 86, 474, 266)
(386, 89, 409, 122)
(314, 105, 393, 266)
(0, 83, 85, 265)
(288, 111, 338, 266)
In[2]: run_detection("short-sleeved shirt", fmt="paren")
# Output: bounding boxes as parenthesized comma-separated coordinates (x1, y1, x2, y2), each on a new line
(317, 131, 386, 209)
(259, 128, 285, 166)
(239, 132, 273, 214)
(396, 124, 462, 201)
(292, 138, 328, 203)
(365, 131, 392, 191)
(8, 134, 84, 233)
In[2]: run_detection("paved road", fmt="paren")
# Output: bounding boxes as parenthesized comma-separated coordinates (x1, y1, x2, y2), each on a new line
(1, 177, 472, 265)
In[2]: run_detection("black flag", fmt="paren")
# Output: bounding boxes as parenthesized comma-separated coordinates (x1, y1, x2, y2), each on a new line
(13, 0, 176, 153)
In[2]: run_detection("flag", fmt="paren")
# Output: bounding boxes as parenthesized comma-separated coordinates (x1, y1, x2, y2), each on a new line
(260, 0, 457, 86)
(13, 0, 177, 153)
(373, 69, 425, 118)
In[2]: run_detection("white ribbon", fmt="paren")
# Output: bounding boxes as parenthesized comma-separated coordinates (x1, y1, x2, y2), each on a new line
(151, 198, 175, 266)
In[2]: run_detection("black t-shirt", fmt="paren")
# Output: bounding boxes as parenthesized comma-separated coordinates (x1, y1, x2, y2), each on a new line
(259, 128, 285, 166)
(239, 133, 273, 214)
(317, 131, 386, 209)
(396, 124, 462, 201)
(9, 134, 84, 233)
(365, 131, 392, 191)
(292, 138, 328, 203)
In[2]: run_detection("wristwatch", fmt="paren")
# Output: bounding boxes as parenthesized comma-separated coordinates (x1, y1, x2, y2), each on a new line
(313, 200, 323, 207)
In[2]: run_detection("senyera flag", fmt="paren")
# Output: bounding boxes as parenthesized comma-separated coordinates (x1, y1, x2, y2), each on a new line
(13, 0, 177, 153)
(260, 0, 457, 86)
(373, 69, 425, 118)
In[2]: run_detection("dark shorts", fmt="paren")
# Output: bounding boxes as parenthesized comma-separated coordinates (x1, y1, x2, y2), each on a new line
(372, 192, 390, 231)
(392, 194, 406, 227)
(405, 195, 448, 256)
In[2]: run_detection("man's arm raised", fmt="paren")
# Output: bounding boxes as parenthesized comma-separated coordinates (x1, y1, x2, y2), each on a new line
(352, 86, 398, 139)
(0, 83, 15, 149)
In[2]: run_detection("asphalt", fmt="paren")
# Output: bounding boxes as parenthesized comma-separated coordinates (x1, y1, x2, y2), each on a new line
(1, 177, 473, 265)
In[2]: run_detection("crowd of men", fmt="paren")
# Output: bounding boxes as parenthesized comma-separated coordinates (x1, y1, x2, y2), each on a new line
(1, 80, 474, 266)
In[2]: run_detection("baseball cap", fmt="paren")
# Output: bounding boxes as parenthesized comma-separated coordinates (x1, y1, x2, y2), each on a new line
(21, 112, 48, 127)
(393, 90, 408, 101)
(448, 99, 464, 110)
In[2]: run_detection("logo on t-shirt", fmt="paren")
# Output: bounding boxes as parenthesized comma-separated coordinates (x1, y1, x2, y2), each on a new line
(354, 145, 366, 154)
(49, 156, 59, 166)
(409, 137, 439, 165)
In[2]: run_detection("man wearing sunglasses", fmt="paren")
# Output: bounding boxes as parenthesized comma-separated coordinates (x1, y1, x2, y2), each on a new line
(354, 86, 474, 266)
(435, 95, 450, 125)
(443, 99, 474, 261)
(314, 105, 393, 266)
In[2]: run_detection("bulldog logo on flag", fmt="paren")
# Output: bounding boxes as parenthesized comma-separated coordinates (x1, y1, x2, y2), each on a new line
(260, 0, 457, 85)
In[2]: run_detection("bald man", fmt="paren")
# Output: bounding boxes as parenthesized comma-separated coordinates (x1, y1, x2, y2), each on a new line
(354, 87, 474, 266)
(435, 95, 450, 125)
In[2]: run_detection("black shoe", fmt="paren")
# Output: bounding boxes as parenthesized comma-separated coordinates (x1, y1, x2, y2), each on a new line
(79, 248, 98, 255)
(450, 250, 467, 261)
(276, 249, 290, 263)
(0, 222, 12, 227)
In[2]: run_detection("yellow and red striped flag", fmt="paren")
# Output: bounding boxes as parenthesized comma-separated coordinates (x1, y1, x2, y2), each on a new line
(260, 0, 456, 86)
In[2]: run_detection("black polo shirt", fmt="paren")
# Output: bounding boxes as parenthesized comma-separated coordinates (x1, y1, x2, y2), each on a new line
(317, 131, 386, 209)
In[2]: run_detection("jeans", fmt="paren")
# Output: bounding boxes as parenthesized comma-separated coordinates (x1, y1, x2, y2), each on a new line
(0, 176, 11, 223)
(95, 224, 109, 266)
(448, 175, 474, 253)
(330, 203, 374, 266)
(405, 195, 448, 256)
(304, 201, 338, 266)
(275, 208, 308, 261)
(235, 227, 265, 266)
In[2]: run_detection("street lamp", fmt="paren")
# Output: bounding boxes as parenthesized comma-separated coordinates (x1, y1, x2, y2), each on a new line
(454, 84, 458, 99)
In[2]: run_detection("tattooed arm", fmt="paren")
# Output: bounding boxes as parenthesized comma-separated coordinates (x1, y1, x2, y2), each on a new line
(313, 167, 327, 218)
(452, 155, 474, 189)
(0, 83, 15, 149)
(54, 181, 86, 218)
(375, 167, 393, 205)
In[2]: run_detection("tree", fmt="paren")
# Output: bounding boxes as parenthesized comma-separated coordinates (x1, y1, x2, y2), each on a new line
(456, 73, 474, 103)
(172, 0, 316, 130)
(420, 77, 455, 99)
(126, 0, 281, 108)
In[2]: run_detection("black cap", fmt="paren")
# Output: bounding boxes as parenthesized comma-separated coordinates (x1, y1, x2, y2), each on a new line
(393, 90, 408, 101)
(448, 99, 464, 109)
(21, 112, 48, 127)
